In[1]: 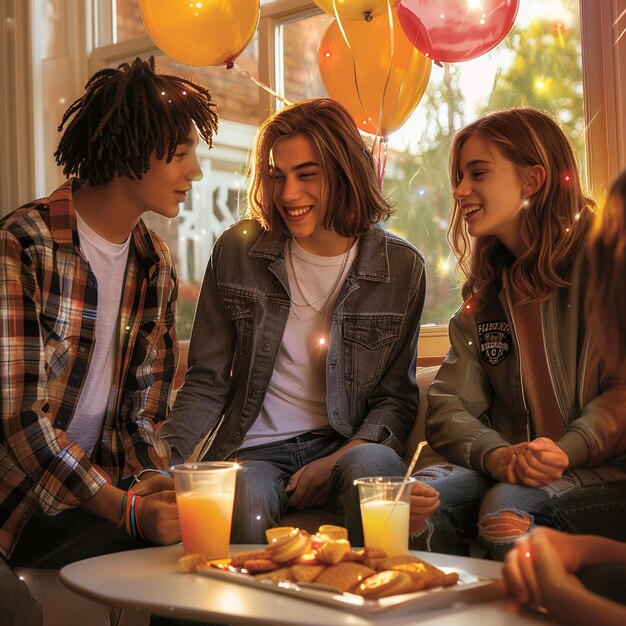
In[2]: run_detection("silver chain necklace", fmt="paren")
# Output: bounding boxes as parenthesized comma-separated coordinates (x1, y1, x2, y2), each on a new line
(287, 237, 352, 323)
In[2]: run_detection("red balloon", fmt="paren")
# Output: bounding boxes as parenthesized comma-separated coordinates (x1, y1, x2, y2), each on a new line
(397, 0, 519, 64)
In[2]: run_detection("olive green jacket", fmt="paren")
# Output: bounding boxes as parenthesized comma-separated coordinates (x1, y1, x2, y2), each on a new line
(426, 253, 626, 473)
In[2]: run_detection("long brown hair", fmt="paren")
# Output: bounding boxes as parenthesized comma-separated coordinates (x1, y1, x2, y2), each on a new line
(245, 98, 391, 236)
(587, 169, 626, 371)
(448, 108, 595, 305)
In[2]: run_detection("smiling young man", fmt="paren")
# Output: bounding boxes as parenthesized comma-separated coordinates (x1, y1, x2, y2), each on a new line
(0, 57, 218, 622)
(160, 97, 437, 546)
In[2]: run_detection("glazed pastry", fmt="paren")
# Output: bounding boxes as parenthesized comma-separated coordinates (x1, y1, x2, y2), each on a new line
(268, 529, 311, 563)
(356, 570, 414, 599)
(316, 539, 351, 565)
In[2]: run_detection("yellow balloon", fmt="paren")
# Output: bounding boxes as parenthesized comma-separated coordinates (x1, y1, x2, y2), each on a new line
(139, 0, 260, 67)
(314, 0, 399, 21)
(318, 11, 431, 136)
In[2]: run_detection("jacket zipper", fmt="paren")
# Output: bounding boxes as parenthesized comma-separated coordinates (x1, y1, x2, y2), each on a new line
(540, 302, 568, 428)
(502, 283, 531, 442)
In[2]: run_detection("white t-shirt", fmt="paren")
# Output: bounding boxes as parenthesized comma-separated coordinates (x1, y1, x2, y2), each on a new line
(240, 238, 359, 449)
(65, 212, 131, 455)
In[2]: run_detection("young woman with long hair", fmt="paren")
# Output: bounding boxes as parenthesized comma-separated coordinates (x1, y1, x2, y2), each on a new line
(412, 108, 626, 559)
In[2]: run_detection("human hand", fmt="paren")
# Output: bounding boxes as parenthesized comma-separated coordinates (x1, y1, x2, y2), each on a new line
(285, 456, 336, 509)
(485, 444, 526, 483)
(409, 481, 440, 533)
(503, 527, 585, 611)
(514, 438, 569, 487)
(135, 490, 180, 545)
(130, 473, 175, 496)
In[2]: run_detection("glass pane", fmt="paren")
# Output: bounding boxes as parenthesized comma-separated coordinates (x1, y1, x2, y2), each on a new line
(116, 0, 147, 42)
(282, 12, 332, 103)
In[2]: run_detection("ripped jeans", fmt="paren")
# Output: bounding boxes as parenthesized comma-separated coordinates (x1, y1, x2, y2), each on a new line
(411, 461, 626, 560)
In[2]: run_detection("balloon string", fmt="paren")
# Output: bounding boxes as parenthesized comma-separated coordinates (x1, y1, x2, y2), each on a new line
(376, 0, 396, 142)
(372, 134, 389, 188)
(226, 62, 293, 107)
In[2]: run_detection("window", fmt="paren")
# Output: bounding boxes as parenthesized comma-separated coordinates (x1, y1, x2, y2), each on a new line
(4, 0, 626, 357)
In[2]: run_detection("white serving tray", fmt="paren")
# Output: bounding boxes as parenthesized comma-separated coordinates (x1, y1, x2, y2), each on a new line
(196, 563, 502, 616)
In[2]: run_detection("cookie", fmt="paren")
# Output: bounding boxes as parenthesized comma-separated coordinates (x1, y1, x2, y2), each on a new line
(289, 564, 327, 583)
(317, 524, 349, 541)
(231, 550, 273, 567)
(315, 562, 375, 592)
(243, 558, 282, 573)
(265, 526, 298, 544)
(254, 567, 292, 583)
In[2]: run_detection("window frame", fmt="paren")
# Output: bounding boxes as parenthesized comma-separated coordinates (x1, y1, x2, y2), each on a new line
(2, 0, 625, 359)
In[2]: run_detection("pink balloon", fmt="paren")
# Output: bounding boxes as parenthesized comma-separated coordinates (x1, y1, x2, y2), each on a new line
(397, 0, 519, 64)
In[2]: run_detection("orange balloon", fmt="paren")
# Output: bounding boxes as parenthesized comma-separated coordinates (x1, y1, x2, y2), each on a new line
(318, 11, 431, 136)
(139, 0, 260, 67)
(314, 0, 399, 21)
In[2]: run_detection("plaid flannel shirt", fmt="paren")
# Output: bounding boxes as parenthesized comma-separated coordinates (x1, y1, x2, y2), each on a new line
(0, 180, 179, 558)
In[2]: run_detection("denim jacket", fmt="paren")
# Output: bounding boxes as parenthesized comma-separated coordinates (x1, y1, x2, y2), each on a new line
(162, 219, 425, 461)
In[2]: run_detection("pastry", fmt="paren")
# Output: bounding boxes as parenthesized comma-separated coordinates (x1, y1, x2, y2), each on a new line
(268, 529, 311, 563)
(177, 552, 207, 573)
(356, 570, 414, 599)
(316, 539, 351, 565)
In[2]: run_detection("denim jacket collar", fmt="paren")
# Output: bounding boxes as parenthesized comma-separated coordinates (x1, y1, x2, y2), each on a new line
(249, 222, 390, 283)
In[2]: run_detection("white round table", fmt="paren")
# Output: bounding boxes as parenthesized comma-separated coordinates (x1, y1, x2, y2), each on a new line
(60, 544, 558, 625)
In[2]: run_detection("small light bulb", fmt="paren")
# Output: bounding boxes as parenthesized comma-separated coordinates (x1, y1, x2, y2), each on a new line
(318, 337, 326, 346)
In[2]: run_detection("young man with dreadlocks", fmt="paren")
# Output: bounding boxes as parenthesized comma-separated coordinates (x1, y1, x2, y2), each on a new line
(0, 57, 218, 622)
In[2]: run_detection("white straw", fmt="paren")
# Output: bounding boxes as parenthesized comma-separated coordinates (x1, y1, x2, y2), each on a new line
(393, 440, 427, 505)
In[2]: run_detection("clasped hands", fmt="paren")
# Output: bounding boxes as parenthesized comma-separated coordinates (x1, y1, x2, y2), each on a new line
(485, 437, 569, 486)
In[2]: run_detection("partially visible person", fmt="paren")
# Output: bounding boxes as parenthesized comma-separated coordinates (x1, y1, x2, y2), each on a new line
(0, 57, 218, 622)
(503, 527, 626, 623)
(502, 169, 626, 622)
(587, 168, 626, 372)
(410, 108, 626, 559)
(160, 97, 430, 546)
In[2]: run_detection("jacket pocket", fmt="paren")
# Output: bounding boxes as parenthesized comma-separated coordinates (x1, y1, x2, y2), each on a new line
(221, 286, 256, 361)
(342, 313, 403, 386)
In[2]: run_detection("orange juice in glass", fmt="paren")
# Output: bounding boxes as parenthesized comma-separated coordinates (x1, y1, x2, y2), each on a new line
(172, 462, 238, 560)
(354, 476, 415, 558)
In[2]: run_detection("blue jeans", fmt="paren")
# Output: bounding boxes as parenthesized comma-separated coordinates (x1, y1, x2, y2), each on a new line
(412, 461, 626, 559)
(225, 434, 406, 545)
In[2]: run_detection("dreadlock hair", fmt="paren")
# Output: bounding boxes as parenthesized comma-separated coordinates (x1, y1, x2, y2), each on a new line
(54, 56, 219, 186)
